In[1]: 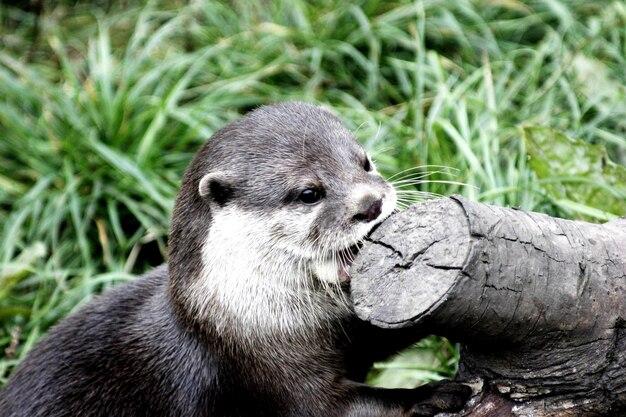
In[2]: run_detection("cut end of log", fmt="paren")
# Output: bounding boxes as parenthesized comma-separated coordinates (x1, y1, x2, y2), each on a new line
(350, 197, 471, 328)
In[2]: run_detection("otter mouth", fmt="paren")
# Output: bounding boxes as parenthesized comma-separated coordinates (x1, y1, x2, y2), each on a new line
(335, 221, 385, 283)
(336, 243, 362, 283)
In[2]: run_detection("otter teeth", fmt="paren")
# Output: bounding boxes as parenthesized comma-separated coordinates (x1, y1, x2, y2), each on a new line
(336, 244, 361, 283)
(311, 244, 361, 284)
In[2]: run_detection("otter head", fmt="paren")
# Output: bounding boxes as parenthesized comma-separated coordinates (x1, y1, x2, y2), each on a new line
(168, 102, 396, 330)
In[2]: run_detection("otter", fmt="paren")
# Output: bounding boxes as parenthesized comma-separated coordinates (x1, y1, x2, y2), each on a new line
(0, 103, 470, 417)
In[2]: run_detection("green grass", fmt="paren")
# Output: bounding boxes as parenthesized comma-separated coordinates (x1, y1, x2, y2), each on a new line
(1, 0, 625, 387)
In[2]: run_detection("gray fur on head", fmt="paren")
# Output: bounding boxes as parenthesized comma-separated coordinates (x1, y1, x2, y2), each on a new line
(168, 102, 396, 341)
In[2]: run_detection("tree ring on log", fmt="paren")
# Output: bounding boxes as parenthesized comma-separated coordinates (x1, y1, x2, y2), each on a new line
(351, 197, 470, 328)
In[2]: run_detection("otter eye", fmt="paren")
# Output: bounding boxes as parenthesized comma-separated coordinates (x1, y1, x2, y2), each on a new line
(363, 157, 372, 172)
(298, 188, 323, 205)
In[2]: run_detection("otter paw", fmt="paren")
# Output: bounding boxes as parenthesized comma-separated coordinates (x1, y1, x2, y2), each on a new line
(409, 381, 471, 417)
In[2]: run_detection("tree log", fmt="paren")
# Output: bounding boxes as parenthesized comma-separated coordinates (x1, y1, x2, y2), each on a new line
(351, 196, 626, 416)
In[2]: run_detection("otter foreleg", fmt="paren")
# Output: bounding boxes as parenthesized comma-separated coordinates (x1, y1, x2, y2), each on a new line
(341, 381, 471, 417)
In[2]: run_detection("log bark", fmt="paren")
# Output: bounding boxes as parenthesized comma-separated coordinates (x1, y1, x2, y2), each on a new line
(351, 196, 626, 416)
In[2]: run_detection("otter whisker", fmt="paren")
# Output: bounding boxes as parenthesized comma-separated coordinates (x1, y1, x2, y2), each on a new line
(386, 165, 458, 181)
(392, 179, 469, 189)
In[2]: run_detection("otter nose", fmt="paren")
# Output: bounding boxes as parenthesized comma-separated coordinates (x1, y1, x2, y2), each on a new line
(353, 198, 383, 223)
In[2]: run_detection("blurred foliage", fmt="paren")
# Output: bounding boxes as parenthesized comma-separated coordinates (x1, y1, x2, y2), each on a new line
(525, 126, 626, 221)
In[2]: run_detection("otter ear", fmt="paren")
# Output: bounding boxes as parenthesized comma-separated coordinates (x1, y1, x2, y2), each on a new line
(198, 172, 234, 206)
